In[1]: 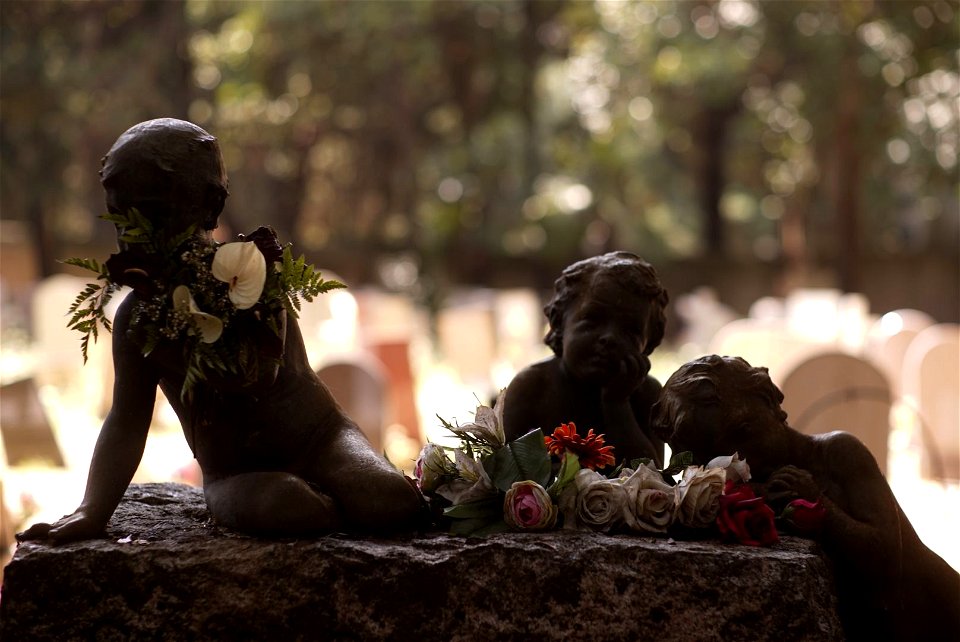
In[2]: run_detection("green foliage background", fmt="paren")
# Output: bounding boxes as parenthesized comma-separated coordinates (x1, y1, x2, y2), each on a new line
(2, 0, 957, 317)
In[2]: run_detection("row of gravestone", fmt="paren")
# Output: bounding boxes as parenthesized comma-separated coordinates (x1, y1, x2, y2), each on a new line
(707, 301, 958, 481)
(8, 276, 959, 482)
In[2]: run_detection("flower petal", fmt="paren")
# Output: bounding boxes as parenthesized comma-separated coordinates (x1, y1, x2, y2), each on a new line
(172, 285, 223, 343)
(212, 242, 267, 309)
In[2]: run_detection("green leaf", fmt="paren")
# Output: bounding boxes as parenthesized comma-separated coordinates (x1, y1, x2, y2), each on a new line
(547, 452, 580, 500)
(663, 450, 694, 478)
(442, 496, 502, 520)
(483, 428, 551, 492)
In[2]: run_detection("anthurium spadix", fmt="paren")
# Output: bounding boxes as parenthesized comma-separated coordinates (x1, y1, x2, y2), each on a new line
(172, 285, 223, 343)
(212, 241, 266, 309)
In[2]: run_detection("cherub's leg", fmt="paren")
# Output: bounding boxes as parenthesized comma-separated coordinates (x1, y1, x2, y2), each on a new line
(203, 472, 342, 535)
(306, 427, 423, 532)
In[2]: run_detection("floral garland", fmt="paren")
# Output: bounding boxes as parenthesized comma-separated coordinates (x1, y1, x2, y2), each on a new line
(64, 209, 344, 397)
(416, 393, 826, 545)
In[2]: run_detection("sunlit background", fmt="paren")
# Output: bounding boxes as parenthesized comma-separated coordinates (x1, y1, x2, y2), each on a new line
(1, 0, 957, 575)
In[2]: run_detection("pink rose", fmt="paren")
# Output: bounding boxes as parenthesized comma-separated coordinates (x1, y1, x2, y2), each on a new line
(503, 481, 557, 531)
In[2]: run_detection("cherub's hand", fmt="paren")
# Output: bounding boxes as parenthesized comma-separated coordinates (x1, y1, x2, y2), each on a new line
(16, 509, 107, 545)
(601, 354, 650, 402)
(764, 465, 821, 511)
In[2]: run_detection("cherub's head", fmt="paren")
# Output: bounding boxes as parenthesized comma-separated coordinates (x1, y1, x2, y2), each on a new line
(544, 251, 668, 361)
(100, 118, 228, 240)
(650, 355, 790, 475)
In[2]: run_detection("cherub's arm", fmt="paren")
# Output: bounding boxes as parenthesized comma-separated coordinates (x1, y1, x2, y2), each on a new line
(601, 356, 662, 466)
(767, 433, 901, 575)
(501, 363, 552, 441)
(19, 297, 158, 543)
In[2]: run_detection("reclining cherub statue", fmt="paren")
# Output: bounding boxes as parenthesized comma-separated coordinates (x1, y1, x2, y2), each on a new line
(651, 354, 959, 642)
(20, 118, 422, 542)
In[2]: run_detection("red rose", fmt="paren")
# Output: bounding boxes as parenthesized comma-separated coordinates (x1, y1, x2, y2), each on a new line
(780, 498, 827, 535)
(717, 481, 779, 547)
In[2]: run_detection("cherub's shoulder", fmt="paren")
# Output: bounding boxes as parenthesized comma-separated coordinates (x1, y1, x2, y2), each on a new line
(508, 357, 561, 388)
(814, 430, 882, 473)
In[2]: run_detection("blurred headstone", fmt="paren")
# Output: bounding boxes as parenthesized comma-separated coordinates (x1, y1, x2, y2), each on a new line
(0, 378, 64, 467)
(358, 291, 422, 441)
(437, 289, 497, 396)
(865, 309, 936, 398)
(317, 356, 388, 453)
(902, 324, 959, 481)
(708, 318, 812, 379)
(779, 351, 892, 475)
(674, 287, 737, 351)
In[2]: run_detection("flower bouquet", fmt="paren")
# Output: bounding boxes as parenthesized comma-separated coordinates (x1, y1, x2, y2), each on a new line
(416, 395, 816, 547)
(64, 209, 344, 397)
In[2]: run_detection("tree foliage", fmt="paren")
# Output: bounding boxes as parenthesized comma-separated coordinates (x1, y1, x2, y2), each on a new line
(2, 0, 956, 296)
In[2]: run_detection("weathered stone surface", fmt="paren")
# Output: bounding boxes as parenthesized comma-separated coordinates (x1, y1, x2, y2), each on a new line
(1, 483, 843, 641)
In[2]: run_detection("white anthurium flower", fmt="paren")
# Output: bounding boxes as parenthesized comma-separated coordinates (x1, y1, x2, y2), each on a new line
(172, 285, 223, 343)
(211, 241, 266, 310)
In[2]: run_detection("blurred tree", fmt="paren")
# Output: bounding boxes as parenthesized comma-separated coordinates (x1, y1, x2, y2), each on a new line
(1, 0, 956, 306)
(1, 1, 196, 276)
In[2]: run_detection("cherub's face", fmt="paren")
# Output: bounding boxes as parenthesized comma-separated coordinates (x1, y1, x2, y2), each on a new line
(650, 359, 785, 475)
(560, 278, 651, 383)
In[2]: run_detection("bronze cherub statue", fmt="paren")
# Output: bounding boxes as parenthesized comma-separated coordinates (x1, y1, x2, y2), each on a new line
(651, 354, 959, 642)
(502, 251, 668, 467)
(20, 118, 421, 542)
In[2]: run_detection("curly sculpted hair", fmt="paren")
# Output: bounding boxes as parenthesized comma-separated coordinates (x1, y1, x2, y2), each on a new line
(543, 251, 669, 357)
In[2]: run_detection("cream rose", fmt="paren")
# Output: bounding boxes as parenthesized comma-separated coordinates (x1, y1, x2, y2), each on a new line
(561, 468, 628, 532)
(622, 464, 678, 534)
(676, 465, 725, 528)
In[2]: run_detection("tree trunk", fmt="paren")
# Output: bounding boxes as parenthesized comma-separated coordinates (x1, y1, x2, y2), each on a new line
(834, 47, 862, 292)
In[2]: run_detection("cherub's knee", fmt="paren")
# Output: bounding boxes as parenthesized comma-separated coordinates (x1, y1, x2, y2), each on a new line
(205, 472, 341, 535)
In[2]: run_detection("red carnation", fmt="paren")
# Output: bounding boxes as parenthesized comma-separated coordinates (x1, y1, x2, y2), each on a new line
(544, 422, 616, 470)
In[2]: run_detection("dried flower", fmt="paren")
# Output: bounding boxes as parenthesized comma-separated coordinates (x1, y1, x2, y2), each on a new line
(545, 422, 616, 470)
(414, 443, 456, 494)
(211, 241, 266, 310)
(457, 390, 506, 447)
(435, 449, 497, 505)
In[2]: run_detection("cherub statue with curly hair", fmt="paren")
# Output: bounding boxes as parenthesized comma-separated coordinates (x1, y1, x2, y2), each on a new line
(652, 354, 959, 642)
(502, 252, 669, 466)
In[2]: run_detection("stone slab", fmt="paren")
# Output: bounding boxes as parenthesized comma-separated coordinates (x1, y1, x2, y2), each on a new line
(1, 483, 843, 641)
